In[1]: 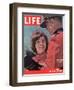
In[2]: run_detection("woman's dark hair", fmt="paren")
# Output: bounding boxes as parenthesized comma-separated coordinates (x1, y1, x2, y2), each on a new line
(31, 31, 48, 53)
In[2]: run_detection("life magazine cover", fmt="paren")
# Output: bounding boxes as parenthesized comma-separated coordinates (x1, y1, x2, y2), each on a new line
(22, 13, 63, 75)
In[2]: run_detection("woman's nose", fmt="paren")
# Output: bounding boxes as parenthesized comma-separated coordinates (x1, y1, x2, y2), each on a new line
(39, 41, 43, 45)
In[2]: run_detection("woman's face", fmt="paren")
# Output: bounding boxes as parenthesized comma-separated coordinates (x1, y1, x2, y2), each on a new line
(35, 36, 46, 54)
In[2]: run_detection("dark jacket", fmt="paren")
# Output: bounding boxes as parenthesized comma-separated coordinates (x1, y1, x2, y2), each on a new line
(24, 51, 42, 70)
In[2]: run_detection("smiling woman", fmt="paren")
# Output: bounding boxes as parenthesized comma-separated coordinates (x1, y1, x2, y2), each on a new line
(24, 31, 48, 71)
(35, 36, 46, 54)
(32, 31, 48, 54)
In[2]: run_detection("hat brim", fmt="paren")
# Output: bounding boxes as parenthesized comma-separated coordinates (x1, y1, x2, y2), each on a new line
(40, 15, 63, 28)
(40, 21, 47, 28)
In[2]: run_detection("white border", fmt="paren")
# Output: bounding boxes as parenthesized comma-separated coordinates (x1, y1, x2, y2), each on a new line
(17, 7, 70, 82)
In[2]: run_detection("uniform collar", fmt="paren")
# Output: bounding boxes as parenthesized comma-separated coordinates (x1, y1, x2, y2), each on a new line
(53, 28, 63, 35)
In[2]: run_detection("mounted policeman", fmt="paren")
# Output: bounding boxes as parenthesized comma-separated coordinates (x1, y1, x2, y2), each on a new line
(40, 15, 63, 69)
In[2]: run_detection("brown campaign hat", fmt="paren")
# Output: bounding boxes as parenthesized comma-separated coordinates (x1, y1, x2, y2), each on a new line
(40, 15, 63, 28)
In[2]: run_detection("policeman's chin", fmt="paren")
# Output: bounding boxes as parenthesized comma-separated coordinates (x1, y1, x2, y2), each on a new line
(46, 27, 52, 34)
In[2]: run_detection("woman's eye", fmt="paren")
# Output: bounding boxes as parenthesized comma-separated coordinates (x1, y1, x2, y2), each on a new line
(36, 40, 40, 44)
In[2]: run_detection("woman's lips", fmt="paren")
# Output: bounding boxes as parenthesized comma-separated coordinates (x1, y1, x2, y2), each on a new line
(39, 46, 44, 49)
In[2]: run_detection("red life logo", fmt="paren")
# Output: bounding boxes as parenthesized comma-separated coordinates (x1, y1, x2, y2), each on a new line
(24, 16, 41, 26)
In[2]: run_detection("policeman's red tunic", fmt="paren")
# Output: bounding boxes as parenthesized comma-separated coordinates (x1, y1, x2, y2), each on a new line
(46, 29, 63, 69)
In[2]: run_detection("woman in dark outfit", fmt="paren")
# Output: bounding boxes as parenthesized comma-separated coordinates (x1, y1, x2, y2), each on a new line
(24, 31, 48, 70)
